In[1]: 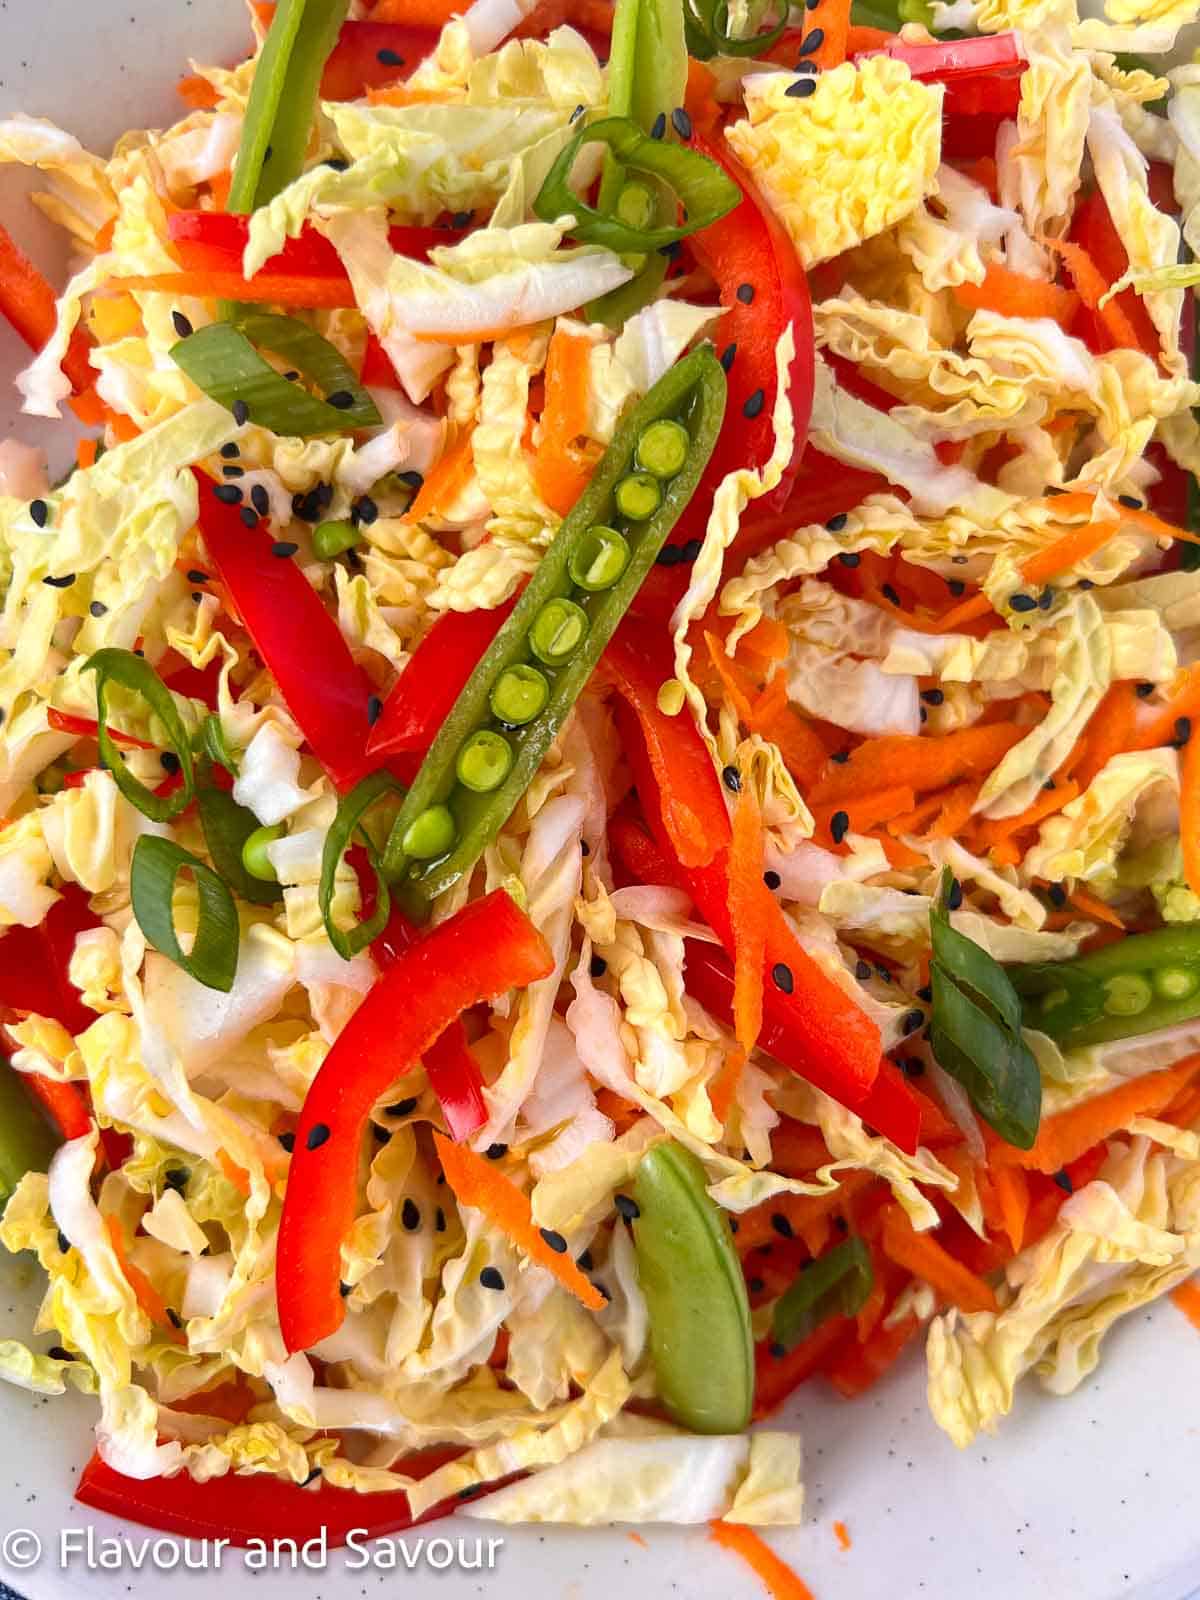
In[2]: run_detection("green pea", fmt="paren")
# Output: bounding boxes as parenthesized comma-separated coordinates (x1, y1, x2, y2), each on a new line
(402, 804, 456, 861)
(568, 525, 630, 593)
(490, 664, 550, 727)
(1154, 967, 1198, 1001)
(614, 471, 662, 522)
(1102, 973, 1153, 1017)
(242, 823, 285, 881)
(616, 180, 655, 230)
(456, 730, 513, 794)
(636, 419, 690, 480)
(529, 598, 589, 666)
(313, 520, 361, 559)
(631, 1141, 752, 1434)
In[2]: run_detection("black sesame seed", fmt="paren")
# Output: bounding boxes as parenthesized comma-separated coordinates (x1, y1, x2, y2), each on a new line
(799, 25, 825, 51)
(89, 601, 107, 618)
(769, 1341, 787, 1360)
(398, 469, 424, 490)
(325, 157, 350, 172)
(743, 389, 765, 419)
(837, 551, 860, 568)
(340, 1281, 352, 1298)
(1053, 1169, 1074, 1194)
(671, 106, 692, 139)
(220, 442, 240, 459)
(451, 211, 473, 229)
(386, 1098, 418, 1118)
(306, 1122, 331, 1151)
(164, 1166, 190, 1192)
(736, 283, 755, 305)
(232, 399, 249, 426)
(172, 310, 194, 339)
(1010, 593, 1037, 613)
(1174, 717, 1192, 748)
(251, 484, 270, 517)
(722, 764, 742, 793)
(240, 507, 259, 529)
(881, 583, 901, 606)
(47, 1346, 73, 1362)
(1043, 778, 1056, 791)
(43, 573, 75, 588)
(278, 1131, 295, 1153)
(485, 1142, 508, 1160)
(764, 870, 782, 890)
(367, 694, 383, 727)
(772, 962, 794, 994)
(1048, 884, 1067, 908)
(401, 1198, 421, 1232)
(435, 1207, 447, 1233)
(656, 543, 682, 566)
(830, 810, 850, 844)
(570, 103, 585, 122)
(855, 959, 872, 980)
(785, 75, 817, 97)
(187, 569, 210, 584)
(160, 751, 181, 774)
(479, 1266, 506, 1292)
(919, 707, 927, 724)
(272, 541, 298, 558)
(948, 579, 966, 596)
(614, 1193, 640, 1222)
(1117, 494, 1143, 510)
(720, 342, 737, 373)
(916, 984, 933, 1003)
(831, 748, 850, 764)
(1136, 681, 1155, 698)
(57, 1231, 70, 1255)
(921, 688, 944, 705)
(771, 1212, 795, 1240)
(650, 112, 667, 139)
(166, 1307, 183, 1329)
(658, 240, 681, 260)
(303, 1467, 323, 1486)
(1078, 578, 1094, 590)
(946, 877, 963, 911)
(214, 483, 243, 505)
(539, 1227, 568, 1254)
(902, 1008, 925, 1035)
(376, 46, 405, 64)
(1038, 587, 1055, 611)
(825, 512, 849, 531)
(793, 59, 818, 72)
(681, 538, 703, 563)
(372, 1123, 391, 1144)
(354, 495, 379, 526)
(326, 390, 355, 410)
(577, 1248, 594, 1271)
(589, 954, 607, 978)
(748, 1276, 765, 1294)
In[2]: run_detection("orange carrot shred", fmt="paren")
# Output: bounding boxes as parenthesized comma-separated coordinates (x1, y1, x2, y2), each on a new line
(711, 781, 769, 1121)
(709, 1522, 819, 1600)
(989, 1161, 1030, 1254)
(533, 326, 599, 515)
(880, 1204, 999, 1314)
(402, 430, 476, 525)
(1019, 518, 1122, 588)
(106, 1216, 184, 1339)
(992, 1055, 1200, 1174)
(433, 1131, 606, 1311)
(1040, 234, 1148, 352)
(1183, 725, 1200, 900)
(115, 271, 356, 309)
(974, 780, 1079, 849)
(813, 724, 1022, 805)
(1171, 1279, 1200, 1333)
(1067, 885, 1125, 929)
(952, 261, 1079, 327)
(833, 1520, 852, 1553)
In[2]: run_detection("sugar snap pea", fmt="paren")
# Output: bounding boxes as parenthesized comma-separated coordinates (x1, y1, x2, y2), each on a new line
(1010, 925, 1200, 1048)
(631, 1141, 752, 1434)
(381, 344, 726, 913)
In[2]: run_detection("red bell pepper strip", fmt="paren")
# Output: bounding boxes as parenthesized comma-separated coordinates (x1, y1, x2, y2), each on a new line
(752, 1314, 853, 1420)
(366, 890, 488, 1142)
(46, 708, 157, 752)
(0, 885, 99, 1037)
(0, 220, 96, 397)
(665, 134, 814, 555)
(196, 473, 378, 793)
(320, 19, 439, 99)
(21, 1072, 93, 1141)
(75, 1446, 507, 1547)
(870, 33, 1026, 115)
(365, 599, 518, 781)
(168, 212, 460, 283)
(277, 889, 553, 1353)
(1067, 190, 1161, 362)
(604, 624, 882, 1105)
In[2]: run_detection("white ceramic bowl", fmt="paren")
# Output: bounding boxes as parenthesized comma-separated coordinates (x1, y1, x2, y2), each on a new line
(1, 6, 1200, 1596)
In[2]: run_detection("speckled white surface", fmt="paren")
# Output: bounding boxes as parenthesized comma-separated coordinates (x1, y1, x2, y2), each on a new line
(1, 4, 1200, 1596)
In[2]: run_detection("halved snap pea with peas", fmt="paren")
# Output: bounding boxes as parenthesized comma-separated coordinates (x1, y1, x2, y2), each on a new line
(631, 1140, 752, 1435)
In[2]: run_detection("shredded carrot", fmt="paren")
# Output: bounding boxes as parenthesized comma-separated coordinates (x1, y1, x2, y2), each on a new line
(711, 782, 770, 1122)
(367, 83, 454, 105)
(752, 682, 832, 788)
(684, 56, 722, 137)
(880, 1205, 999, 1314)
(1121, 502, 1200, 549)
(372, 0, 471, 20)
(709, 1522, 818, 1600)
(106, 1216, 183, 1338)
(208, 169, 233, 210)
(594, 1086, 641, 1135)
(216, 1147, 252, 1197)
(1040, 234, 1147, 353)
(628, 1531, 650, 1551)
(812, 786, 917, 843)
(1180, 723, 1200, 896)
(875, 833, 927, 870)
(177, 72, 219, 110)
(1171, 1279, 1200, 1333)
(533, 327, 599, 514)
(1019, 517, 1122, 588)
(736, 1172, 875, 1255)
(989, 1161, 1030, 1254)
(769, 1121, 834, 1177)
(932, 591, 994, 631)
(76, 438, 100, 471)
(812, 723, 1024, 804)
(832, 1521, 852, 1553)
(1132, 664, 1200, 751)
(704, 631, 759, 723)
(402, 430, 476, 524)
(115, 271, 356, 309)
(973, 779, 1078, 849)
(886, 790, 947, 838)
(1067, 683, 1139, 791)
(993, 1054, 1200, 1174)
(925, 780, 981, 842)
(952, 261, 1079, 327)
(1066, 885, 1125, 929)
(433, 1131, 606, 1311)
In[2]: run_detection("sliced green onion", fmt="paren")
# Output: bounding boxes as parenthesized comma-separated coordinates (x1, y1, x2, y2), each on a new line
(131, 835, 240, 992)
(320, 770, 404, 960)
(684, 0, 788, 60)
(82, 649, 195, 823)
(197, 784, 284, 907)
(242, 822, 286, 883)
(200, 713, 239, 776)
(172, 319, 380, 437)
(534, 115, 740, 254)
(313, 519, 361, 559)
(771, 1237, 874, 1353)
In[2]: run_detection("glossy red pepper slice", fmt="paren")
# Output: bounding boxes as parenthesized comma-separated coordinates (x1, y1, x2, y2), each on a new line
(320, 19, 440, 100)
(168, 212, 458, 283)
(1068, 189, 1162, 362)
(197, 474, 378, 792)
(0, 884, 99, 1036)
(277, 889, 553, 1353)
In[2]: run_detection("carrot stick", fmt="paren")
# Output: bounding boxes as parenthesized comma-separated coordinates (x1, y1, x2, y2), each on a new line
(1040, 235, 1148, 353)
(1019, 518, 1122, 587)
(106, 1216, 184, 1339)
(770, 1122, 834, 1176)
(0, 220, 95, 393)
(880, 1204, 999, 1313)
(533, 326, 598, 516)
(711, 781, 769, 1121)
(925, 779, 981, 841)
(1171, 1279, 1200, 1333)
(812, 786, 917, 841)
(115, 272, 356, 309)
(735, 1171, 875, 1255)
(24, 1074, 93, 1141)
(952, 261, 1079, 327)
(401, 429, 476, 524)
(704, 631, 759, 723)
(433, 1131, 606, 1311)
(1067, 885, 1125, 929)
(372, 0, 470, 19)
(177, 72, 220, 111)
(973, 779, 1079, 848)
(992, 1055, 1200, 1173)
(1133, 664, 1200, 752)
(709, 1523, 818, 1600)
(886, 790, 947, 837)
(989, 1161, 1030, 1254)
(811, 723, 1024, 804)
(1067, 683, 1139, 791)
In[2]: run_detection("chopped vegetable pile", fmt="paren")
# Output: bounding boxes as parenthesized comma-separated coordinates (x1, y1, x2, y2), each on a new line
(1, 0, 1200, 1566)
